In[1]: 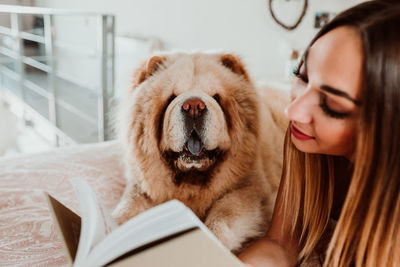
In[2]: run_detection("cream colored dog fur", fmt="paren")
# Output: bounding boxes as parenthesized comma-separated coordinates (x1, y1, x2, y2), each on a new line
(112, 52, 289, 253)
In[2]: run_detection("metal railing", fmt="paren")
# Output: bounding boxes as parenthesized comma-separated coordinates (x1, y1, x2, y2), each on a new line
(0, 5, 114, 146)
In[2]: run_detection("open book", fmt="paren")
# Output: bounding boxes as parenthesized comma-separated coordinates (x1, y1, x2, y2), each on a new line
(45, 179, 245, 267)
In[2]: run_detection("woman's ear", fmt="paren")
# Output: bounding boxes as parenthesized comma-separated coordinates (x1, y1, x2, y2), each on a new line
(220, 54, 249, 81)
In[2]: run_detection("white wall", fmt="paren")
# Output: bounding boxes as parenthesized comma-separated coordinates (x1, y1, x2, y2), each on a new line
(33, 0, 365, 83)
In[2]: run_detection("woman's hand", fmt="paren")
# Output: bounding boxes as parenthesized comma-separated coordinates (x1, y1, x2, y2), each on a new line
(238, 238, 295, 267)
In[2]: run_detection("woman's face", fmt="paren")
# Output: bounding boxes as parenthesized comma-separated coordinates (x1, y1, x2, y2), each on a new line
(285, 26, 363, 160)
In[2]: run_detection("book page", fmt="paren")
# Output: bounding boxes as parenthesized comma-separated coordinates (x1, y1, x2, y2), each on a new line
(108, 228, 244, 267)
(80, 200, 219, 267)
(70, 179, 118, 265)
(45, 193, 81, 265)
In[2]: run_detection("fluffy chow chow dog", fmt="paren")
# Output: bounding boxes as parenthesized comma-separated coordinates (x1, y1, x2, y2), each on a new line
(112, 52, 288, 253)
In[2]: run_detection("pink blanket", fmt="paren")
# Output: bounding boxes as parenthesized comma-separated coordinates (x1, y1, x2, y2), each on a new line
(0, 141, 125, 266)
(0, 141, 327, 267)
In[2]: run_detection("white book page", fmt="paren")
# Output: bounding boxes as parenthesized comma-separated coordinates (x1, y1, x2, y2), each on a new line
(70, 179, 118, 265)
(81, 200, 215, 267)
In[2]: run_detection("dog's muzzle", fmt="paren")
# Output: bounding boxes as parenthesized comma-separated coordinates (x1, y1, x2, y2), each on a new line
(181, 97, 208, 155)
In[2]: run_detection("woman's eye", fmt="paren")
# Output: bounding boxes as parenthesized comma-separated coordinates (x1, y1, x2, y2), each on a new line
(319, 94, 350, 119)
(293, 67, 308, 83)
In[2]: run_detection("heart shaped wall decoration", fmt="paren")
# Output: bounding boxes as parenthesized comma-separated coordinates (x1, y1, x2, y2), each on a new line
(268, 0, 308, 31)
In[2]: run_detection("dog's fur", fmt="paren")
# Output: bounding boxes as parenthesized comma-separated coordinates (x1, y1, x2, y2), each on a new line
(112, 52, 289, 253)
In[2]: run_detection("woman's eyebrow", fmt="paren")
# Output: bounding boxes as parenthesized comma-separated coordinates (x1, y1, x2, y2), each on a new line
(320, 85, 361, 106)
(303, 48, 361, 106)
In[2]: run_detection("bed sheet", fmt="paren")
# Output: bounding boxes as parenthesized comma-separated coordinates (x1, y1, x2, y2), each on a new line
(0, 141, 124, 267)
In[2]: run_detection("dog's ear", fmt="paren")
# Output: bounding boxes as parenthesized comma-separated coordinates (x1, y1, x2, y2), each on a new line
(132, 56, 165, 88)
(220, 54, 249, 81)
(146, 55, 165, 79)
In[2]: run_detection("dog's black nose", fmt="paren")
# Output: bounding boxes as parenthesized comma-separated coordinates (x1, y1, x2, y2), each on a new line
(182, 98, 206, 117)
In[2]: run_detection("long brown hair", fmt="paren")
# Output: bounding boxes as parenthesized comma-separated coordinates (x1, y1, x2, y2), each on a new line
(280, 1, 400, 266)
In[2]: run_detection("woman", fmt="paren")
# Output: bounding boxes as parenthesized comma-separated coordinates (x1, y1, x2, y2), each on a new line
(239, 1, 400, 266)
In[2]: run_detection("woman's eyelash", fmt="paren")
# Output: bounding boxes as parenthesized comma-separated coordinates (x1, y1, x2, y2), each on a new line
(319, 94, 350, 119)
(293, 67, 308, 83)
(292, 67, 350, 119)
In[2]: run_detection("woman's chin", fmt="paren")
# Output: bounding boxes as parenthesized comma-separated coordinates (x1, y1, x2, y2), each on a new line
(291, 135, 318, 153)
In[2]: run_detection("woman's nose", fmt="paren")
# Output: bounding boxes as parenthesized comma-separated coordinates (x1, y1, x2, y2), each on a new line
(285, 90, 313, 124)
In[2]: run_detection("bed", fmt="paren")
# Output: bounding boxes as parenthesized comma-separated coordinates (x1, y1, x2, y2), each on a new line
(0, 141, 124, 266)
(0, 140, 327, 267)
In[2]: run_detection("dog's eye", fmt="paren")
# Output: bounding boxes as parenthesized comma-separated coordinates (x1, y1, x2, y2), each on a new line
(213, 94, 221, 104)
(166, 94, 177, 105)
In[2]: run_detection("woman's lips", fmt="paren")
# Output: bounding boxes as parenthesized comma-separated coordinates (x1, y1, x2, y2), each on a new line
(290, 123, 315, 141)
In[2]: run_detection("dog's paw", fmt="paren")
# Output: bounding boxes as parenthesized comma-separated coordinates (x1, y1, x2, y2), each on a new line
(112, 189, 157, 225)
(112, 197, 147, 225)
(205, 218, 244, 253)
(112, 204, 135, 225)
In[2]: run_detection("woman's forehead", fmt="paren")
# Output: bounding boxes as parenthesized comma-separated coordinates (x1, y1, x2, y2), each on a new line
(307, 26, 363, 101)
